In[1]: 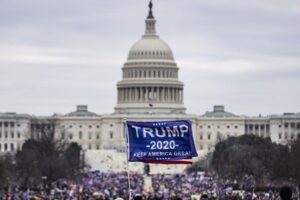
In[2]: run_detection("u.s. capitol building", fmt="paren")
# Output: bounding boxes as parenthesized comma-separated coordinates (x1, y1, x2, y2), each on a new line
(1, 2, 299, 172)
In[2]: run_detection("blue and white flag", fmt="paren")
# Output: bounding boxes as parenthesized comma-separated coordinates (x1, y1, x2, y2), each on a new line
(126, 120, 198, 164)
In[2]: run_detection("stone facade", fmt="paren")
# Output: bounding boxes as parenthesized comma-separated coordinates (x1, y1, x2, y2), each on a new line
(1, 105, 299, 155)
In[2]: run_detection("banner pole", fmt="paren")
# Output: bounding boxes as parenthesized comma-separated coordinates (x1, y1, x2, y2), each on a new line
(123, 117, 132, 200)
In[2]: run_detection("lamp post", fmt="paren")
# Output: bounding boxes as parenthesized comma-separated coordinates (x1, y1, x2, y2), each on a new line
(80, 149, 87, 171)
(41, 176, 47, 194)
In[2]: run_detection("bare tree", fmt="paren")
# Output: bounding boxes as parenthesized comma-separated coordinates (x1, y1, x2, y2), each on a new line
(15, 118, 83, 187)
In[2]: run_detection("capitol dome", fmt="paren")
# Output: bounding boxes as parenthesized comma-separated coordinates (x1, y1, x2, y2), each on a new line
(114, 1, 186, 114)
(128, 38, 174, 60)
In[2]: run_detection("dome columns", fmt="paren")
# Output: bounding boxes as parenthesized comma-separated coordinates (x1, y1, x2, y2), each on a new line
(122, 67, 179, 79)
(117, 86, 183, 104)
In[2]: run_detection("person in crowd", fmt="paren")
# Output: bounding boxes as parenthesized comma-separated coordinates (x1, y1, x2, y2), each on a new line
(134, 194, 143, 200)
(280, 186, 292, 200)
(2, 172, 299, 200)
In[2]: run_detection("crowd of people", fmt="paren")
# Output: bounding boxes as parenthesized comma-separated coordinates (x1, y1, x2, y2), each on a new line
(0, 172, 298, 200)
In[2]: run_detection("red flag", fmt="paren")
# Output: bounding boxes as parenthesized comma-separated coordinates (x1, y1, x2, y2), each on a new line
(145, 160, 193, 165)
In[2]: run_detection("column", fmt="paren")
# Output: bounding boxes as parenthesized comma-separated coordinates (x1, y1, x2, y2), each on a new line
(0, 121, 3, 142)
(167, 88, 169, 102)
(178, 89, 181, 103)
(132, 88, 134, 101)
(140, 87, 143, 101)
(173, 88, 175, 102)
(247, 124, 250, 134)
(128, 88, 131, 102)
(167, 88, 171, 102)
(8, 122, 11, 141)
(127, 88, 130, 102)
(117, 89, 120, 102)
(145, 87, 148, 100)
(288, 122, 291, 139)
(124, 88, 127, 102)
(135, 87, 138, 102)
(264, 124, 267, 137)
(151, 87, 154, 100)
(133, 88, 135, 101)
(122, 88, 125, 102)
(165, 87, 168, 102)
(157, 87, 160, 102)
(133, 88, 135, 102)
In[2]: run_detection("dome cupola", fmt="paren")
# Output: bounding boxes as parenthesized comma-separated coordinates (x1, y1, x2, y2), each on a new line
(127, 2, 174, 61)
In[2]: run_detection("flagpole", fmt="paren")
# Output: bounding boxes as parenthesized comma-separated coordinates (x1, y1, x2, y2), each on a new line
(123, 117, 132, 200)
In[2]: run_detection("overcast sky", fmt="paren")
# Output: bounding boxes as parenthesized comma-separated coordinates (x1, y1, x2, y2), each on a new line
(0, 0, 299, 116)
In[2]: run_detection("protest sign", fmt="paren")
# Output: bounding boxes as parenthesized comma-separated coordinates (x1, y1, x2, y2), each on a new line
(126, 120, 198, 163)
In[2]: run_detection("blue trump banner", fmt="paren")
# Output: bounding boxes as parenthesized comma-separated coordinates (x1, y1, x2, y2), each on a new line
(126, 120, 198, 163)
